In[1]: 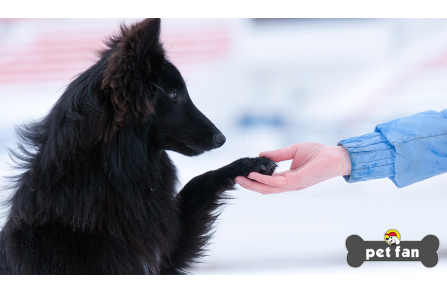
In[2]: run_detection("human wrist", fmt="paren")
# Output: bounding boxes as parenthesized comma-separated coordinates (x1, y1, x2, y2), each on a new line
(334, 145, 351, 176)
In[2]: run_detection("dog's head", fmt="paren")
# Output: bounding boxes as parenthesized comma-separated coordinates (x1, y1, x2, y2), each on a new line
(98, 18, 225, 156)
(386, 236, 399, 245)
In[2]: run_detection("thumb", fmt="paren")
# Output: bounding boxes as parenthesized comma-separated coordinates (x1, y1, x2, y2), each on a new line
(259, 144, 299, 163)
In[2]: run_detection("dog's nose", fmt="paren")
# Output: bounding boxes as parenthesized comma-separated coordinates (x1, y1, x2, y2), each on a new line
(214, 133, 226, 146)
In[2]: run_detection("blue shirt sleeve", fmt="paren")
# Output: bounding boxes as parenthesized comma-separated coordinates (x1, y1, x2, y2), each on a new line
(338, 109, 447, 188)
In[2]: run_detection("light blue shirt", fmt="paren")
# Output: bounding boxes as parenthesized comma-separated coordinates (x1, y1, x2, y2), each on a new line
(338, 109, 447, 188)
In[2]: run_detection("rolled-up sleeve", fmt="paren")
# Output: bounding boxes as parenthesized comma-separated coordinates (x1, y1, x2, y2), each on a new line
(338, 109, 447, 188)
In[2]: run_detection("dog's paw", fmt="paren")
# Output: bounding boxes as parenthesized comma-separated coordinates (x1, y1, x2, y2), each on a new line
(211, 157, 277, 190)
(228, 156, 277, 178)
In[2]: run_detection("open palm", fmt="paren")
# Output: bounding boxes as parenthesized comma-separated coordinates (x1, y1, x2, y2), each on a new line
(235, 142, 351, 194)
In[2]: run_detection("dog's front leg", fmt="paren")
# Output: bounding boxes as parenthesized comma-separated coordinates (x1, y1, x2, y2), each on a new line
(160, 157, 276, 274)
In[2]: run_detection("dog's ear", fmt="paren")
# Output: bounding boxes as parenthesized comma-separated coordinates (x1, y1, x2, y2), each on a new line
(99, 18, 165, 141)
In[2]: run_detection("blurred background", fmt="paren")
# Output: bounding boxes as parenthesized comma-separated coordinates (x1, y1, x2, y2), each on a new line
(0, 18, 446, 274)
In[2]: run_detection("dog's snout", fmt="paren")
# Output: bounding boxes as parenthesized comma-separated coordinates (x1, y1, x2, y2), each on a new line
(214, 133, 226, 147)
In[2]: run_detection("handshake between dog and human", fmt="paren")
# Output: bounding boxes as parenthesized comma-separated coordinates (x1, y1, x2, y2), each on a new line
(0, 18, 277, 274)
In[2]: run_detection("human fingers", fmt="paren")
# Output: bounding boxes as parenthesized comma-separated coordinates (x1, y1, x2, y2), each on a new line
(259, 144, 299, 163)
(235, 176, 292, 194)
(247, 172, 290, 187)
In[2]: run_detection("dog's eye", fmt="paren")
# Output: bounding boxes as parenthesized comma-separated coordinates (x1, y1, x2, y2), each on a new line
(168, 91, 178, 100)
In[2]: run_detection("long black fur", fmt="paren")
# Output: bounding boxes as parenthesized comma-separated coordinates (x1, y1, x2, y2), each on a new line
(0, 18, 276, 274)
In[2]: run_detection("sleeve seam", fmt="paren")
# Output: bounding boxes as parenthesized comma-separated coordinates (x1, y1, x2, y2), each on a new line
(348, 148, 394, 154)
(344, 141, 390, 149)
(393, 133, 447, 146)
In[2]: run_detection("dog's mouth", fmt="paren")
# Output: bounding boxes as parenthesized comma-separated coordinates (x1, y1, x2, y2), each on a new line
(166, 139, 209, 156)
(167, 132, 225, 157)
(181, 143, 206, 156)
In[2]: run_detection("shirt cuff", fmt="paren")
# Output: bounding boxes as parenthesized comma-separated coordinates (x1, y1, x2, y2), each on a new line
(338, 132, 396, 183)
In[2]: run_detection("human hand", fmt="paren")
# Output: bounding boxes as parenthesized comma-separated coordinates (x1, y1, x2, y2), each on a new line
(234, 142, 352, 194)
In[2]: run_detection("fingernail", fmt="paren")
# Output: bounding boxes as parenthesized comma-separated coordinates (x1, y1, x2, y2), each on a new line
(235, 179, 244, 186)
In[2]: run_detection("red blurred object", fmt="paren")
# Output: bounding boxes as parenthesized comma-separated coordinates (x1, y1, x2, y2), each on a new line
(0, 20, 233, 85)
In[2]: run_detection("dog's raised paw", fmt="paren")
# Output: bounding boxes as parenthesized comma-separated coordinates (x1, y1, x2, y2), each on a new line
(229, 156, 277, 178)
(251, 156, 277, 176)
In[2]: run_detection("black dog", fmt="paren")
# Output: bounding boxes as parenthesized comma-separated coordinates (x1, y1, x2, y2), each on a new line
(0, 18, 276, 274)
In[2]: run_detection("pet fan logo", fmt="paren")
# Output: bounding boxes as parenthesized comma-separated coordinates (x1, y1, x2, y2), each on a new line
(346, 230, 439, 268)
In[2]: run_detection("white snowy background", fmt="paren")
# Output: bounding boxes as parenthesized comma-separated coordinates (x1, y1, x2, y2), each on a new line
(0, 18, 446, 274)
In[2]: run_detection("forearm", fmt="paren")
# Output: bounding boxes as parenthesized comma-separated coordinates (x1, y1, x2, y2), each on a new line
(161, 172, 224, 274)
(162, 157, 276, 273)
(339, 109, 447, 188)
(338, 132, 396, 183)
